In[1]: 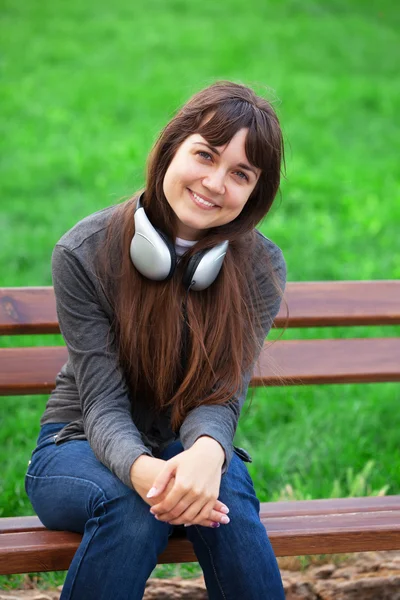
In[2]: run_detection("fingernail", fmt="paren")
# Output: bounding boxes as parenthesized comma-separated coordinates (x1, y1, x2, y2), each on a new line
(220, 506, 229, 514)
(154, 515, 160, 520)
(211, 522, 220, 528)
(221, 516, 230, 524)
(147, 487, 158, 498)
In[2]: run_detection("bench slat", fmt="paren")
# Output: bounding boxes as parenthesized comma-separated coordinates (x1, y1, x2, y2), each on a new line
(255, 337, 400, 385)
(2, 496, 399, 534)
(260, 495, 400, 517)
(1, 337, 400, 396)
(0, 346, 67, 395)
(0, 288, 58, 335)
(1, 281, 400, 335)
(1, 503, 399, 574)
(284, 280, 400, 327)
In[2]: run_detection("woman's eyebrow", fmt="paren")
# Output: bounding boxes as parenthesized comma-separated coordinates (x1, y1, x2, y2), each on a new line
(192, 141, 258, 178)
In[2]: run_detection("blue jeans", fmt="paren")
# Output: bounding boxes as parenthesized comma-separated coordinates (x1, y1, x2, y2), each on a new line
(25, 423, 285, 600)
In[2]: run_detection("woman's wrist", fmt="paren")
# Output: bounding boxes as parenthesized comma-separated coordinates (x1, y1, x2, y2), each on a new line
(130, 454, 155, 486)
(193, 435, 226, 467)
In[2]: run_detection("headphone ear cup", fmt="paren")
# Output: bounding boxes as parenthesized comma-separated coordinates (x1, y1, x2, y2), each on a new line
(182, 250, 208, 290)
(155, 228, 177, 279)
(183, 241, 228, 291)
(131, 194, 177, 281)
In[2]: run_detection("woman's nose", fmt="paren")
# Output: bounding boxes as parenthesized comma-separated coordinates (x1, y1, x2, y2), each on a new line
(202, 171, 225, 196)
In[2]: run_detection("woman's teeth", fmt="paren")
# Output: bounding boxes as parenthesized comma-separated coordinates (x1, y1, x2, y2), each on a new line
(191, 190, 215, 207)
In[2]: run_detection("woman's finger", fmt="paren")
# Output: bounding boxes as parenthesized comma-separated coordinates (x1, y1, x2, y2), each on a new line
(167, 497, 211, 525)
(204, 507, 230, 524)
(186, 520, 222, 528)
(168, 501, 230, 527)
(214, 499, 230, 515)
(184, 511, 230, 528)
(175, 499, 230, 524)
(152, 489, 199, 522)
(153, 496, 229, 524)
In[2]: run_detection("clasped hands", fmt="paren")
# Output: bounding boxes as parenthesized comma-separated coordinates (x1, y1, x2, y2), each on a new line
(130, 437, 230, 528)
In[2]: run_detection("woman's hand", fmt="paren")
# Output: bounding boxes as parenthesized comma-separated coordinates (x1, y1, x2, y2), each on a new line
(130, 453, 229, 528)
(145, 437, 230, 527)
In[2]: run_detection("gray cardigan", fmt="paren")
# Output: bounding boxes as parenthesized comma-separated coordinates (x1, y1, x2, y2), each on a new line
(40, 205, 286, 489)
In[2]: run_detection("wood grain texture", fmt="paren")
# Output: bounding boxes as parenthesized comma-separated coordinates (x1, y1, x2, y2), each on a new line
(1, 496, 399, 573)
(0, 346, 67, 395)
(254, 337, 400, 385)
(0, 288, 58, 334)
(3, 496, 399, 534)
(281, 280, 400, 327)
(1, 280, 400, 334)
(1, 337, 400, 395)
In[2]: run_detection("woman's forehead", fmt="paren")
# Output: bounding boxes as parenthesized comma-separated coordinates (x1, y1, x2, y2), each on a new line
(187, 128, 248, 153)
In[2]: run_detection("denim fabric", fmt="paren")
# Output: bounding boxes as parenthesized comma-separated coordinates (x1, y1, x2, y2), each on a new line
(25, 423, 285, 600)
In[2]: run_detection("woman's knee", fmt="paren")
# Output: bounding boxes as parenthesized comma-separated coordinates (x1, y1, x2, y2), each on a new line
(25, 437, 136, 531)
(25, 473, 115, 532)
(26, 470, 167, 550)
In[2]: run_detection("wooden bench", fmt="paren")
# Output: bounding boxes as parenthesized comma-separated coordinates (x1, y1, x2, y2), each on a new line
(1, 281, 400, 575)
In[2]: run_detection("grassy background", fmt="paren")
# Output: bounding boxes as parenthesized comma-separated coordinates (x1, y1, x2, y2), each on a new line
(1, 0, 399, 589)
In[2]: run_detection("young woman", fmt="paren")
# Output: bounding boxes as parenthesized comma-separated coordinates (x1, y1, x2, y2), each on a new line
(25, 81, 287, 599)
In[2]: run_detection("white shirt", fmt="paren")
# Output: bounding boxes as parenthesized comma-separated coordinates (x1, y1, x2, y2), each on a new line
(175, 236, 197, 258)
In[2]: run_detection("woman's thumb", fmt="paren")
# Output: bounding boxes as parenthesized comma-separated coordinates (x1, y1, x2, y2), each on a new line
(146, 462, 176, 498)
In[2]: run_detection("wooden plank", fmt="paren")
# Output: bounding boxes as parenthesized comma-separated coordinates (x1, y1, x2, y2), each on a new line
(2, 496, 399, 534)
(2, 337, 400, 396)
(0, 288, 58, 335)
(281, 280, 400, 327)
(0, 346, 68, 395)
(259, 495, 400, 517)
(0, 530, 82, 574)
(0, 516, 43, 534)
(1, 506, 400, 574)
(1, 281, 399, 335)
(266, 510, 400, 555)
(254, 337, 400, 385)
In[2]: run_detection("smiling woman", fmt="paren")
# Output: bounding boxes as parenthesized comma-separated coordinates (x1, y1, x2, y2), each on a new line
(24, 81, 287, 600)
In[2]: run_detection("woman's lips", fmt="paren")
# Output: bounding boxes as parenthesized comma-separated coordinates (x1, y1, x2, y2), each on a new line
(188, 188, 219, 211)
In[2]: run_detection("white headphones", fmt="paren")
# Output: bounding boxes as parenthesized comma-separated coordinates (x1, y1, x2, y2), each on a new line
(130, 192, 229, 291)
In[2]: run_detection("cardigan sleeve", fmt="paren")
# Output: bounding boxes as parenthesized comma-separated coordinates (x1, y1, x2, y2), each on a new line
(178, 243, 287, 475)
(52, 244, 153, 489)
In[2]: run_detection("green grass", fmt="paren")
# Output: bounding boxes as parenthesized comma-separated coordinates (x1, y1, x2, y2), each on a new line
(1, 0, 399, 589)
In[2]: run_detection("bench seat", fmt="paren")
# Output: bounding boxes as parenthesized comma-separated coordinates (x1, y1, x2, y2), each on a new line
(1, 496, 399, 574)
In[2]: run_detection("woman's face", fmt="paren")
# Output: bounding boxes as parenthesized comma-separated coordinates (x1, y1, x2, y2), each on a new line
(163, 128, 261, 241)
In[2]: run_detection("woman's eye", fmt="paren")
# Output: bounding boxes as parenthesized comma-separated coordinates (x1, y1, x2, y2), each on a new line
(198, 151, 213, 161)
(197, 152, 249, 182)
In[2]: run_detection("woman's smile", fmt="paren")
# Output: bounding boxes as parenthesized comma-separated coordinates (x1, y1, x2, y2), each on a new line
(187, 188, 220, 211)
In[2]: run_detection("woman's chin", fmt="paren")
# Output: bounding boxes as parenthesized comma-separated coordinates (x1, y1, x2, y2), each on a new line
(178, 225, 208, 240)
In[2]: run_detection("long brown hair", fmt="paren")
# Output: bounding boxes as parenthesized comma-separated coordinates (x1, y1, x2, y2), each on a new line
(96, 81, 285, 433)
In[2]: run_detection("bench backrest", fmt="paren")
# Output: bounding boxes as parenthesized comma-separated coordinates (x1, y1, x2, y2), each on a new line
(1, 281, 400, 395)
